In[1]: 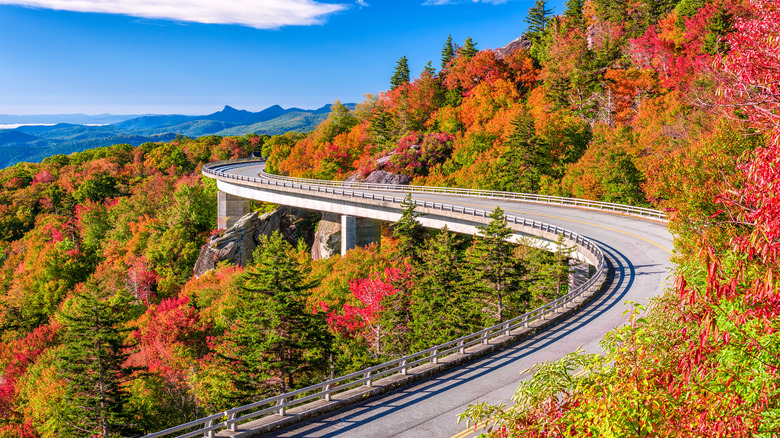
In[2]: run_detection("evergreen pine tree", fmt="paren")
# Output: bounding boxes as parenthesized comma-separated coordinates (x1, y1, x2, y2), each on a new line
(463, 207, 527, 324)
(491, 111, 550, 193)
(441, 34, 455, 70)
(390, 55, 411, 90)
(392, 193, 427, 263)
(375, 278, 412, 359)
(525, 0, 554, 40)
(459, 37, 478, 59)
(423, 60, 436, 77)
(409, 227, 481, 350)
(527, 234, 576, 305)
(703, 7, 733, 55)
(227, 232, 331, 399)
(563, 0, 584, 28)
(57, 281, 137, 438)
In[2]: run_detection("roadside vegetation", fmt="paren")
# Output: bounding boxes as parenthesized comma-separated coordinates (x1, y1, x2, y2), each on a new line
(0, 0, 777, 436)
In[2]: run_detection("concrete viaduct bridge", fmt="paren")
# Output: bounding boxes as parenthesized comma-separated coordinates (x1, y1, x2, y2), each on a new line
(147, 159, 673, 438)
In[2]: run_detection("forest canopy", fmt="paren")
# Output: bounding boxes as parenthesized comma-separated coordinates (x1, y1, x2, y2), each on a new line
(0, 0, 778, 435)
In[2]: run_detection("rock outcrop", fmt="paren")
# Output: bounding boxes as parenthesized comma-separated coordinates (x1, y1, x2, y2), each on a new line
(311, 212, 342, 260)
(310, 213, 383, 261)
(363, 170, 411, 185)
(495, 35, 532, 59)
(193, 206, 312, 277)
(346, 169, 411, 185)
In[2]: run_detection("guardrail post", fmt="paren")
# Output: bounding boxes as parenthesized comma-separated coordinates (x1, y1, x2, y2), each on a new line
(400, 359, 408, 375)
(277, 398, 286, 416)
(228, 412, 238, 431)
(364, 371, 373, 387)
(431, 350, 439, 364)
(481, 332, 489, 345)
(504, 323, 511, 336)
(458, 340, 465, 354)
(322, 383, 332, 401)
(204, 419, 215, 438)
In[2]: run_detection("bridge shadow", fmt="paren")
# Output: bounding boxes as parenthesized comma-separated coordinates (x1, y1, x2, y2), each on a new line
(265, 241, 639, 437)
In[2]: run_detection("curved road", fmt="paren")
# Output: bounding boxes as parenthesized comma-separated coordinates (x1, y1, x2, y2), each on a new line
(213, 161, 673, 438)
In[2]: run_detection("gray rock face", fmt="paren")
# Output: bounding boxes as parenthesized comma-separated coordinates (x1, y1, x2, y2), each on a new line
(311, 212, 341, 260)
(352, 170, 411, 185)
(495, 35, 532, 59)
(193, 206, 310, 277)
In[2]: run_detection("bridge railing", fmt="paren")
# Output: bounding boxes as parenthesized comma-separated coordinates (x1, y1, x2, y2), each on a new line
(143, 160, 609, 438)
(202, 159, 666, 221)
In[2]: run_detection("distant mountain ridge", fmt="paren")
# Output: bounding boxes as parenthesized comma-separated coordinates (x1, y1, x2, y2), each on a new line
(0, 104, 353, 169)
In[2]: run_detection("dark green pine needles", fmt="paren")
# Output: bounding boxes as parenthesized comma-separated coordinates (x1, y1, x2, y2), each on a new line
(57, 281, 138, 438)
(227, 232, 331, 399)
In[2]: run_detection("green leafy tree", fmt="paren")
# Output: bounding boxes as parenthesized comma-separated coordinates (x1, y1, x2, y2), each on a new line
(318, 100, 359, 144)
(56, 281, 138, 438)
(392, 193, 427, 263)
(225, 232, 331, 398)
(463, 207, 528, 324)
(73, 173, 120, 204)
(441, 34, 455, 70)
(390, 55, 411, 90)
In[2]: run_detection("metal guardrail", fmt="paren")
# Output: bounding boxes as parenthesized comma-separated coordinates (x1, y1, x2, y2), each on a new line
(202, 158, 667, 221)
(144, 159, 610, 438)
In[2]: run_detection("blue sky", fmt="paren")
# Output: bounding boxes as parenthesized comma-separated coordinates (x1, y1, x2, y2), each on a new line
(0, 0, 565, 115)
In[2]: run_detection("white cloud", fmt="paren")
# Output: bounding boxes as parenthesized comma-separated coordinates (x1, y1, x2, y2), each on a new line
(356, 0, 368, 6)
(423, 0, 508, 5)
(0, 0, 349, 29)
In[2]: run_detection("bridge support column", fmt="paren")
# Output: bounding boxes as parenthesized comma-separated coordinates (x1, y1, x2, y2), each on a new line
(217, 191, 250, 230)
(341, 215, 382, 256)
(341, 215, 356, 255)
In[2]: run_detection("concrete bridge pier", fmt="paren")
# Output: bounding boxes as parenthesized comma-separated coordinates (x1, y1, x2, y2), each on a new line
(341, 215, 382, 256)
(217, 191, 251, 230)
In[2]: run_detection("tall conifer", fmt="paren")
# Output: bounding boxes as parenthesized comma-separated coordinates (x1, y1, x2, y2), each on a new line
(390, 56, 411, 90)
(525, 0, 554, 40)
(441, 34, 455, 70)
(227, 232, 331, 398)
(459, 37, 478, 59)
(57, 281, 137, 438)
(423, 60, 436, 77)
(410, 227, 480, 350)
(392, 193, 427, 263)
(563, 0, 584, 28)
(463, 207, 527, 323)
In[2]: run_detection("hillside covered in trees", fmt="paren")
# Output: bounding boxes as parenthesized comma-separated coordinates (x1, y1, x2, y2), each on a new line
(0, 0, 777, 436)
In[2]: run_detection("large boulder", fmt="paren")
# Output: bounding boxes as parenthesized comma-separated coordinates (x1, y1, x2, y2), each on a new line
(346, 169, 411, 185)
(364, 170, 411, 185)
(495, 35, 532, 59)
(193, 206, 312, 277)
